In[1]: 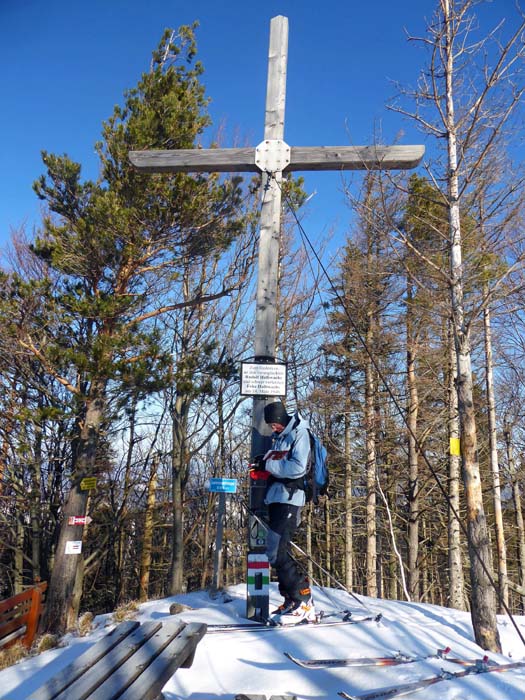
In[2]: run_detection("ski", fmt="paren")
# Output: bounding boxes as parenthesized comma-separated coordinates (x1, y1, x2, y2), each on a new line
(206, 621, 272, 630)
(284, 647, 481, 669)
(338, 657, 525, 700)
(207, 614, 381, 633)
(268, 612, 381, 628)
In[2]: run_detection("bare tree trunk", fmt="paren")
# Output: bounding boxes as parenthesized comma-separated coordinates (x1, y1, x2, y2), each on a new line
(169, 393, 188, 595)
(442, 0, 500, 651)
(114, 394, 138, 606)
(30, 408, 43, 582)
(325, 498, 332, 577)
(70, 556, 85, 629)
(41, 378, 106, 634)
(453, 281, 499, 649)
(483, 279, 508, 611)
(344, 405, 353, 590)
(504, 425, 525, 614)
(447, 320, 466, 610)
(200, 494, 213, 589)
(14, 511, 24, 594)
(139, 455, 159, 601)
(406, 284, 420, 600)
(365, 350, 377, 597)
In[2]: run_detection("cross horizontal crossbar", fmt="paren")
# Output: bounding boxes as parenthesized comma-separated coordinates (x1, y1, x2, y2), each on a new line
(129, 145, 424, 173)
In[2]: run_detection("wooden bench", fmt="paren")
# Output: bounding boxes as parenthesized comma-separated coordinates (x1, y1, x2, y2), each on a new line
(28, 618, 206, 700)
(0, 582, 47, 650)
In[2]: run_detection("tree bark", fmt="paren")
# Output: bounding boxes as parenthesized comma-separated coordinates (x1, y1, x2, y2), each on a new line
(504, 425, 525, 614)
(325, 498, 332, 578)
(406, 282, 420, 600)
(483, 279, 508, 611)
(344, 402, 353, 590)
(40, 377, 106, 634)
(169, 393, 188, 595)
(365, 349, 377, 597)
(447, 319, 465, 610)
(443, 0, 500, 651)
(139, 455, 159, 601)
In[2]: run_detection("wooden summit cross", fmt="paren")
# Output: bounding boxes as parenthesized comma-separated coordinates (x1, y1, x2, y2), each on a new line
(130, 15, 424, 620)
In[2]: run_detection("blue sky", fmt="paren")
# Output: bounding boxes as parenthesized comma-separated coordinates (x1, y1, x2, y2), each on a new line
(0, 0, 516, 255)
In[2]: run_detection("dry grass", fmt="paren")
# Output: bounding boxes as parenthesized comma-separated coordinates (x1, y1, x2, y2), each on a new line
(112, 600, 139, 623)
(77, 611, 94, 637)
(0, 641, 28, 671)
(35, 634, 59, 653)
(0, 632, 62, 671)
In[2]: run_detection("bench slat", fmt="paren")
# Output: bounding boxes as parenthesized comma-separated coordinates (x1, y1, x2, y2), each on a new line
(116, 621, 207, 700)
(28, 620, 141, 700)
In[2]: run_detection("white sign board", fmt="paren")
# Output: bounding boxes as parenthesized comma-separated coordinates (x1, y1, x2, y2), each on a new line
(240, 362, 287, 397)
(65, 540, 83, 554)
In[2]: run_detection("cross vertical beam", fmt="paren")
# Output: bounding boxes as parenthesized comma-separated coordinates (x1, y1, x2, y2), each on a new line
(252, 16, 288, 452)
(247, 16, 288, 621)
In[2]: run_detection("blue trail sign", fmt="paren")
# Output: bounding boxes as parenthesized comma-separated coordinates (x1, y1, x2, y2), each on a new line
(208, 478, 238, 493)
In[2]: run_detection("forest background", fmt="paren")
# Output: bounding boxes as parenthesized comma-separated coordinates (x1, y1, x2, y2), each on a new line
(1, 0, 525, 651)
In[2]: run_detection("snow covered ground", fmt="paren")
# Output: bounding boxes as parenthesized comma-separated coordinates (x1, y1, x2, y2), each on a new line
(2, 583, 525, 699)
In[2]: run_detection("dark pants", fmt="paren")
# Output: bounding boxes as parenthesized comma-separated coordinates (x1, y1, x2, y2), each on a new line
(266, 502, 310, 602)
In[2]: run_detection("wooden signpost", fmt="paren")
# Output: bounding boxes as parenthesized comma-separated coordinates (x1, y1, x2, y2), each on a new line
(208, 478, 238, 592)
(130, 15, 424, 620)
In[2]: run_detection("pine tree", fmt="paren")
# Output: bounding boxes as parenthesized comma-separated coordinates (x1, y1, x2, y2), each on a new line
(16, 26, 251, 635)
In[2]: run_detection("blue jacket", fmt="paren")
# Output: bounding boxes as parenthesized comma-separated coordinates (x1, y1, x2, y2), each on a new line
(264, 412, 310, 506)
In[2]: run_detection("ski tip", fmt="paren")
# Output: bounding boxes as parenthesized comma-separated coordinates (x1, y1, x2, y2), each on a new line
(338, 693, 356, 700)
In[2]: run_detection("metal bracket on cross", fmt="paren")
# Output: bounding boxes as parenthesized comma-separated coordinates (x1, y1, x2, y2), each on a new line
(255, 140, 291, 173)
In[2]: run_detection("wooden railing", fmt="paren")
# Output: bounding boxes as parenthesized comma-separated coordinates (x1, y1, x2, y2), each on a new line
(0, 582, 47, 649)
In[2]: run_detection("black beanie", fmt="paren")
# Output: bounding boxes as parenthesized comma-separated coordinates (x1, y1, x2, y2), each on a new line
(264, 401, 290, 426)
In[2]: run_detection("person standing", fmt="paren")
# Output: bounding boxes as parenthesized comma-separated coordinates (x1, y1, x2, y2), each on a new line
(257, 400, 316, 621)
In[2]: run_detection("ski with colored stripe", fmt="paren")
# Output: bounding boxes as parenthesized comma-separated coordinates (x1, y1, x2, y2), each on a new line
(338, 657, 525, 700)
(285, 647, 481, 669)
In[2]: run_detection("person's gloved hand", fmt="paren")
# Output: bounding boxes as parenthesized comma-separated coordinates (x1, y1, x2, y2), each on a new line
(249, 467, 270, 480)
(248, 456, 270, 480)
